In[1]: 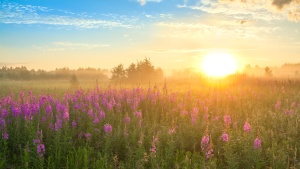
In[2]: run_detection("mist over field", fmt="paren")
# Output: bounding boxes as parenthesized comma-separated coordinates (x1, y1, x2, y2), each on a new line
(1, 0, 300, 168)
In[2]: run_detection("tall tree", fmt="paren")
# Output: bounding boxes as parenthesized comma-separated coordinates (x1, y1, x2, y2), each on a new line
(264, 67, 273, 77)
(111, 64, 126, 81)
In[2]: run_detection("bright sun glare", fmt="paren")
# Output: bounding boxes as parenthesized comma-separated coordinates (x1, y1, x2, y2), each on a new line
(201, 52, 237, 77)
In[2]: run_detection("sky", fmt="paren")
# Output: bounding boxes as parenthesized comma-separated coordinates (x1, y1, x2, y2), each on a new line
(0, 0, 300, 74)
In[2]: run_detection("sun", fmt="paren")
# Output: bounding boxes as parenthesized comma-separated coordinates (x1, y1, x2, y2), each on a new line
(201, 52, 237, 77)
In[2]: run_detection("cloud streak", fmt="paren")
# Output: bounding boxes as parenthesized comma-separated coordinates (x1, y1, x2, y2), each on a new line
(178, 0, 299, 22)
(0, 2, 137, 29)
(137, 0, 163, 6)
(156, 21, 279, 40)
(33, 42, 110, 51)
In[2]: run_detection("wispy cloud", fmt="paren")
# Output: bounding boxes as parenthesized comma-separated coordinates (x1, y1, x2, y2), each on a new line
(156, 21, 279, 40)
(33, 42, 110, 51)
(0, 2, 137, 29)
(137, 0, 163, 6)
(177, 0, 298, 21)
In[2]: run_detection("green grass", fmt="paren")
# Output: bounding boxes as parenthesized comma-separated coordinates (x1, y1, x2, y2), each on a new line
(0, 78, 300, 168)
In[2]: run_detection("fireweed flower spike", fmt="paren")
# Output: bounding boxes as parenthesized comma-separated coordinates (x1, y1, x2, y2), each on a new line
(224, 115, 231, 126)
(244, 120, 251, 132)
(104, 124, 112, 133)
(37, 143, 46, 157)
(221, 133, 229, 142)
(2, 132, 8, 140)
(254, 137, 262, 149)
(201, 127, 209, 151)
(206, 136, 214, 159)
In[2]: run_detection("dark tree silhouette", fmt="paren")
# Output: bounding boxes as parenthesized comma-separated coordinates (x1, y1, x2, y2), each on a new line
(70, 74, 79, 87)
(111, 64, 126, 81)
(264, 67, 272, 77)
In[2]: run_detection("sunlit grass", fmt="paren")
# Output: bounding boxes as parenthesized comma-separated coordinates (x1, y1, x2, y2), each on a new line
(0, 77, 300, 168)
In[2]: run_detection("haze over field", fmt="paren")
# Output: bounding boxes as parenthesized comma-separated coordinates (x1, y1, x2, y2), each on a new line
(1, 0, 300, 76)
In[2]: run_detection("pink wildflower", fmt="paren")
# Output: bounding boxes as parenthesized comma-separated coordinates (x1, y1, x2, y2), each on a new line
(99, 111, 105, 119)
(291, 102, 296, 108)
(150, 136, 159, 157)
(169, 127, 176, 135)
(275, 100, 281, 110)
(254, 138, 261, 149)
(72, 121, 77, 128)
(221, 133, 229, 142)
(213, 116, 219, 121)
(33, 139, 40, 144)
(206, 146, 214, 159)
(85, 133, 92, 139)
(125, 116, 130, 124)
(104, 124, 112, 133)
(133, 111, 142, 119)
(37, 143, 45, 157)
(63, 111, 69, 121)
(224, 115, 231, 125)
(180, 110, 188, 117)
(93, 117, 99, 124)
(244, 121, 251, 132)
(2, 132, 8, 140)
(201, 135, 209, 151)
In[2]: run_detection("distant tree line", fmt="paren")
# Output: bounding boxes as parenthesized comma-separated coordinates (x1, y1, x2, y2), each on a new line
(111, 58, 164, 83)
(0, 66, 109, 81)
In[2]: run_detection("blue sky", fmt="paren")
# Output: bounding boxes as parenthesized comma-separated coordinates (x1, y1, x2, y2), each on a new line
(1, 0, 300, 73)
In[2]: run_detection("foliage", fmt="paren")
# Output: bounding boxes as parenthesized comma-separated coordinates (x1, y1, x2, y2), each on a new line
(264, 67, 273, 77)
(0, 80, 300, 168)
(111, 58, 164, 83)
(70, 74, 79, 87)
(0, 66, 109, 81)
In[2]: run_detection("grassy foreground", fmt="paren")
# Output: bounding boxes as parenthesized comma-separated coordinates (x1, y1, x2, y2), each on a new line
(0, 79, 300, 168)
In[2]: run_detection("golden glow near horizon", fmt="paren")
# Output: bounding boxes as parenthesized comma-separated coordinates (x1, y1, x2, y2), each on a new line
(201, 52, 237, 77)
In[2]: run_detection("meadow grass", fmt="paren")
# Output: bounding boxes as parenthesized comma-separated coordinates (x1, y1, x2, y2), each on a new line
(0, 78, 299, 168)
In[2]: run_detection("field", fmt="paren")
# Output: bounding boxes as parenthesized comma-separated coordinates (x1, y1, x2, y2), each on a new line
(0, 78, 300, 168)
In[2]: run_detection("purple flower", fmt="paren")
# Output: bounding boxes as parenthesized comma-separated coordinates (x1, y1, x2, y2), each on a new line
(291, 102, 296, 108)
(37, 143, 45, 156)
(85, 133, 92, 139)
(180, 110, 188, 117)
(244, 121, 251, 132)
(46, 105, 52, 113)
(93, 117, 99, 124)
(201, 135, 209, 151)
(20, 91, 24, 98)
(88, 109, 93, 116)
(54, 119, 63, 131)
(206, 146, 214, 159)
(169, 128, 176, 135)
(104, 124, 112, 133)
(40, 115, 46, 122)
(213, 116, 219, 121)
(1, 109, 8, 118)
(99, 111, 105, 119)
(2, 132, 8, 140)
(150, 136, 158, 157)
(133, 111, 142, 119)
(0, 118, 5, 128)
(221, 133, 229, 142)
(63, 111, 69, 121)
(72, 121, 77, 128)
(33, 139, 40, 144)
(224, 115, 231, 125)
(78, 132, 83, 138)
(125, 116, 130, 124)
(254, 138, 261, 149)
(275, 100, 281, 111)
